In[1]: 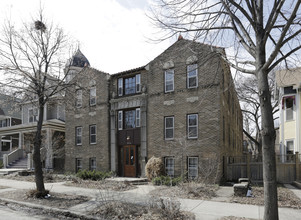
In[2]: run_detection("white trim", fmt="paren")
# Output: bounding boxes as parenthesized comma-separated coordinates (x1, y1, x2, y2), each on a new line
(136, 74, 141, 93)
(187, 114, 198, 139)
(165, 69, 174, 93)
(187, 64, 198, 88)
(165, 116, 174, 140)
(165, 157, 174, 177)
(76, 126, 82, 145)
(89, 124, 97, 144)
(188, 157, 198, 179)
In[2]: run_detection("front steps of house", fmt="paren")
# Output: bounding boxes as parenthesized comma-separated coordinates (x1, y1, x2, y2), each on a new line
(0, 157, 27, 175)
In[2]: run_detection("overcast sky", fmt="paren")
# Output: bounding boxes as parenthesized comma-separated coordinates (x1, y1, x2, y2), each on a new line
(0, 0, 174, 74)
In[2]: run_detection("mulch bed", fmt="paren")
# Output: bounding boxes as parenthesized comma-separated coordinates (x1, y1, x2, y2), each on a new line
(0, 189, 90, 209)
(231, 186, 301, 209)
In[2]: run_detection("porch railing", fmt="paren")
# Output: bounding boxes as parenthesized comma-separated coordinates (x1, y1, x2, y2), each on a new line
(3, 148, 24, 168)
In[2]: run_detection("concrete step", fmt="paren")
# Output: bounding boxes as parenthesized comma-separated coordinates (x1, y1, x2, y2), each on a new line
(7, 158, 27, 169)
(292, 181, 301, 189)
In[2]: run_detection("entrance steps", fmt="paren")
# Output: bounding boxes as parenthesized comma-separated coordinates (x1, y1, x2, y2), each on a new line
(7, 157, 27, 169)
(107, 177, 148, 185)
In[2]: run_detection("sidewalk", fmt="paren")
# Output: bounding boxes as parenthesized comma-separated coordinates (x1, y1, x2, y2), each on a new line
(0, 178, 300, 220)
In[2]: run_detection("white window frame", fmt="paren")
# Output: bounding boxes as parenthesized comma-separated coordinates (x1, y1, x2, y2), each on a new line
(76, 126, 82, 146)
(118, 111, 123, 130)
(90, 87, 96, 106)
(90, 125, 97, 144)
(136, 74, 141, 93)
(188, 157, 198, 179)
(165, 116, 174, 140)
(187, 114, 198, 139)
(136, 108, 141, 127)
(90, 157, 96, 171)
(118, 78, 123, 96)
(165, 157, 174, 177)
(165, 69, 174, 93)
(285, 96, 294, 121)
(28, 108, 38, 123)
(76, 158, 82, 172)
(187, 64, 198, 88)
(76, 89, 82, 108)
(286, 139, 294, 154)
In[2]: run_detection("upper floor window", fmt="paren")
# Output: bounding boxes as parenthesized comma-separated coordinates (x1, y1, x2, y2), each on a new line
(118, 74, 141, 96)
(187, 114, 198, 139)
(29, 108, 38, 123)
(165, 116, 174, 140)
(165, 69, 174, 93)
(284, 96, 294, 121)
(187, 64, 198, 88)
(90, 87, 96, 106)
(0, 119, 10, 127)
(90, 125, 97, 144)
(76, 126, 82, 145)
(118, 108, 140, 130)
(76, 90, 82, 108)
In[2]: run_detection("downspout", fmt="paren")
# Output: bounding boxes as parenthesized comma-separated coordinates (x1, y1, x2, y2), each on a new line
(296, 88, 300, 154)
(280, 93, 285, 162)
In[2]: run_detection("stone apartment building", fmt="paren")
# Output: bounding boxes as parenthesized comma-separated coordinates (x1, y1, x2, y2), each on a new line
(65, 38, 243, 180)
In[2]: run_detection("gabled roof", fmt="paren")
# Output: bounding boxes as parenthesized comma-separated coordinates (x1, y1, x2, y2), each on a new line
(276, 68, 301, 88)
(0, 93, 21, 119)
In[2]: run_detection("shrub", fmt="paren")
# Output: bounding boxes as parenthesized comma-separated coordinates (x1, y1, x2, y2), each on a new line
(145, 156, 165, 181)
(152, 175, 183, 186)
(76, 170, 113, 181)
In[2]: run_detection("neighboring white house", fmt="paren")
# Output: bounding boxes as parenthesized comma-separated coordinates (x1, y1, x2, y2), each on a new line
(275, 68, 301, 161)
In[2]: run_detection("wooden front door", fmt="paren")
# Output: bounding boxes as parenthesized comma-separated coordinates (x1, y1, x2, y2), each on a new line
(123, 145, 136, 177)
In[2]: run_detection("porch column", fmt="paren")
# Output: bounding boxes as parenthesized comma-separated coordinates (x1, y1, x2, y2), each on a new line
(110, 110, 117, 172)
(18, 132, 23, 149)
(140, 101, 147, 177)
(0, 135, 2, 152)
(9, 136, 12, 152)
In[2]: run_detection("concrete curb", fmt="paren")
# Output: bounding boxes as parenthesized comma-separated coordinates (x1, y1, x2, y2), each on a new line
(0, 197, 98, 220)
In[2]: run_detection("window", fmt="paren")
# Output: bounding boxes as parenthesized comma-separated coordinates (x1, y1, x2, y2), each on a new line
(285, 97, 294, 121)
(125, 76, 136, 95)
(76, 127, 82, 145)
(187, 64, 198, 88)
(118, 78, 123, 96)
(76, 90, 82, 108)
(90, 87, 96, 106)
(165, 157, 174, 177)
(165, 116, 174, 140)
(188, 157, 198, 179)
(90, 125, 96, 144)
(28, 108, 38, 123)
(136, 108, 141, 127)
(124, 110, 136, 129)
(187, 114, 198, 139)
(136, 74, 141, 93)
(0, 119, 9, 127)
(286, 140, 294, 154)
(118, 74, 141, 96)
(165, 69, 174, 92)
(76, 158, 82, 172)
(118, 111, 123, 130)
(89, 157, 96, 171)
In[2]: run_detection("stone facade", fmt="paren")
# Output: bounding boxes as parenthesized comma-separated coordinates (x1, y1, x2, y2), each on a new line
(65, 67, 110, 172)
(65, 39, 243, 180)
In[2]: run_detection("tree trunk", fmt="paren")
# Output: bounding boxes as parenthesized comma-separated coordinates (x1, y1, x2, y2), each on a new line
(257, 69, 278, 220)
(33, 104, 45, 194)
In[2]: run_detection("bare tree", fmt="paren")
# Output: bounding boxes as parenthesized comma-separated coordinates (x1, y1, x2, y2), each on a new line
(0, 10, 73, 196)
(149, 1, 301, 219)
(236, 72, 279, 155)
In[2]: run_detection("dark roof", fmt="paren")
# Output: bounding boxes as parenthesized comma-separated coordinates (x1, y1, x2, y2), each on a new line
(70, 49, 90, 68)
(112, 66, 146, 77)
